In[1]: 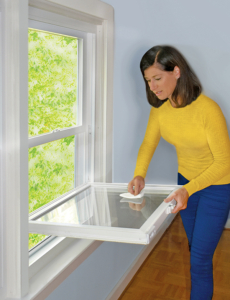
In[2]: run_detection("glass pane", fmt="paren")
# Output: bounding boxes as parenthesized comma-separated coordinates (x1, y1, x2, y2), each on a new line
(29, 136, 75, 249)
(29, 233, 47, 250)
(29, 136, 75, 213)
(36, 186, 173, 229)
(28, 29, 78, 137)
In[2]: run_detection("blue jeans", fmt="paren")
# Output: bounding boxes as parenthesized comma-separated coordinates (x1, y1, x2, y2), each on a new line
(178, 173, 230, 300)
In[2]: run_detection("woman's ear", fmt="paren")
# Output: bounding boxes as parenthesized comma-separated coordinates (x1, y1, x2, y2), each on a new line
(174, 66, 180, 79)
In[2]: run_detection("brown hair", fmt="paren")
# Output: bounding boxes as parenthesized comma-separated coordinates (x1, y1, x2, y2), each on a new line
(140, 45, 202, 108)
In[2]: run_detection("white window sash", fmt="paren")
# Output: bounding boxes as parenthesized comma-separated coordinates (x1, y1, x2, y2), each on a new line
(28, 126, 86, 148)
(28, 19, 95, 189)
(29, 183, 180, 245)
(28, 20, 87, 147)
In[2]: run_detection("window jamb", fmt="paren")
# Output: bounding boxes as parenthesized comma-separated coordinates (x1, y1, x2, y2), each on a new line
(1, 0, 29, 298)
(0, 9, 3, 290)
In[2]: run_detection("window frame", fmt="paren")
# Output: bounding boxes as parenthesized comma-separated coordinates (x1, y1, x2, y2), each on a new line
(28, 21, 92, 239)
(0, 0, 113, 298)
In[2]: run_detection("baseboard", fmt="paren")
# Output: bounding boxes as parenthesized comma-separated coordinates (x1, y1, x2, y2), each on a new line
(225, 218, 230, 229)
(106, 213, 176, 300)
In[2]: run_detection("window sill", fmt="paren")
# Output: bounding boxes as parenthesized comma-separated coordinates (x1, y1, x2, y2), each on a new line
(25, 238, 102, 300)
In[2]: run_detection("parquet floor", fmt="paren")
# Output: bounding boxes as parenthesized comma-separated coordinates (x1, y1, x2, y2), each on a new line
(118, 214, 230, 300)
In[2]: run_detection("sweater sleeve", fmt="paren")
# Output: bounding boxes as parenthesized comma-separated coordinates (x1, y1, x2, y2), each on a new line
(183, 102, 230, 196)
(134, 107, 161, 178)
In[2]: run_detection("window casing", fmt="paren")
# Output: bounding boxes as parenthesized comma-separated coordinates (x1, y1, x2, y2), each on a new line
(0, 0, 113, 298)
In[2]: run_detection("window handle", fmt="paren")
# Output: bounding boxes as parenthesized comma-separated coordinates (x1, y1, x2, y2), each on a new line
(52, 128, 60, 133)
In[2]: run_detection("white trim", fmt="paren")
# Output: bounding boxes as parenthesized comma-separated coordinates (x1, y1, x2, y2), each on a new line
(91, 182, 182, 190)
(1, 0, 29, 298)
(77, 36, 83, 127)
(29, 0, 104, 26)
(29, 18, 90, 38)
(106, 213, 175, 300)
(29, 6, 98, 33)
(47, 0, 113, 21)
(0, 10, 3, 290)
(225, 218, 230, 229)
(28, 125, 86, 148)
(29, 222, 149, 244)
(88, 33, 96, 183)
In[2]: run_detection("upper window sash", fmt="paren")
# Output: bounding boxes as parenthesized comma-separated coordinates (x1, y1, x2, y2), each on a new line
(28, 21, 88, 148)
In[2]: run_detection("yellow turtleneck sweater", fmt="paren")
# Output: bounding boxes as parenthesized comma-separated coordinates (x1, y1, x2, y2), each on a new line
(134, 94, 230, 196)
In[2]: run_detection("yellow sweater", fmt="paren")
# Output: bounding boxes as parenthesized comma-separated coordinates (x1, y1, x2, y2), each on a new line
(134, 94, 230, 196)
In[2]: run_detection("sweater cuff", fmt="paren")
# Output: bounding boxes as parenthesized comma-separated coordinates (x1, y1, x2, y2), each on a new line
(183, 181, 197, 197)
(133, 170, 146, 179)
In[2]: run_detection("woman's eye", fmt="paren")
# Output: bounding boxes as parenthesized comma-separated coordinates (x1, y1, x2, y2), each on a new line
(155, 78, 161, 81)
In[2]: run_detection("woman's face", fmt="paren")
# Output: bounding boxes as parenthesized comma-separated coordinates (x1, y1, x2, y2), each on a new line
(144, 63, 180, 102)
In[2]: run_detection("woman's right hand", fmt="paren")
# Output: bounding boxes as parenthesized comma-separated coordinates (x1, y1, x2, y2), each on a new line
(128, 176, 145, 196)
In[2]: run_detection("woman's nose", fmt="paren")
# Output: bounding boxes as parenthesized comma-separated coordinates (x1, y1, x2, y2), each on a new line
(149, 80, 157, 91)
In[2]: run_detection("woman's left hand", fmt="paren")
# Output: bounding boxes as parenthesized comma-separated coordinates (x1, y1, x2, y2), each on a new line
(164, 187, 189, 214)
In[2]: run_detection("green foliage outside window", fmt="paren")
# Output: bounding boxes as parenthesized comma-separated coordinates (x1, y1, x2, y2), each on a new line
(28, 29, 78, 249)
(29, 29, 78, 136)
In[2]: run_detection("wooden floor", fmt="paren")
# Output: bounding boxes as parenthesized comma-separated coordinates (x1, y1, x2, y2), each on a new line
(119, 215, 230, 300)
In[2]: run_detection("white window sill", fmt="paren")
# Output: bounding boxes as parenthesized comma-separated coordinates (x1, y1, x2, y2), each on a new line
(24, 238, 102, 300)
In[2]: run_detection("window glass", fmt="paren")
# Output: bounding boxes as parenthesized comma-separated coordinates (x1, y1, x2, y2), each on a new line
(29, 136, 75, 249)
(28, 29, 78, 137)
(29, 136, 75, 213)
(36, 186, 165, 228)
(29, 233, 48, 250)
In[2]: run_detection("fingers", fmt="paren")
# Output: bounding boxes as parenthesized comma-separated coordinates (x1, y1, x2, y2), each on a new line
(128, 181, 135, 194)
(171, 198, 187, 213)
(171, 203, 187, 214)
(128, 176, 145, 195)
(171, 204, 181, 214)
(128, 180, 138, 195)
(134, 181, 139, 195)
(165, 188, 188, 213)
(164, 194, 174, 203)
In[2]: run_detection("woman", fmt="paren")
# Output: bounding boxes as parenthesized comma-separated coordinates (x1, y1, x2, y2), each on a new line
(128, 45, 230, 300)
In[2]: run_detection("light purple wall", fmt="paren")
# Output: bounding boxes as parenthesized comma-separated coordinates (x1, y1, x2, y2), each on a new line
(105, 0, 230, 185)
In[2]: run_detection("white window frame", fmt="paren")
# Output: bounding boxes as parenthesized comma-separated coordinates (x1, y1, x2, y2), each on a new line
(27, 19, 92, 218)
(28, 23, 87, 148)
(0, 0, 113, 299)
(27, 14, 92, 258)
